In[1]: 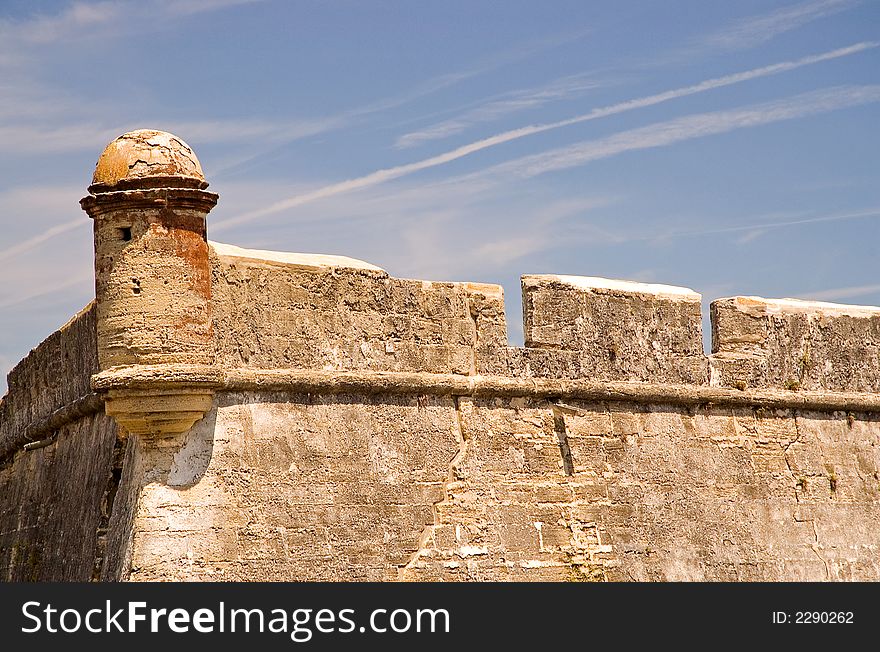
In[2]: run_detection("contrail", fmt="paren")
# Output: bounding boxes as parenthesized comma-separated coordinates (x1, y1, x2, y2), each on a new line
(212, 41, 877, 232)
(632, 207, 880, 243)
(0, 219, 84, 263)
(485, 85, 880, 179)
(0, 271, 92, 310)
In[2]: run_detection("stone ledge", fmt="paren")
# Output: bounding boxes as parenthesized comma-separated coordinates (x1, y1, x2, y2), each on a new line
(0, 393, 104, 461)
(95, 365, 880, 412)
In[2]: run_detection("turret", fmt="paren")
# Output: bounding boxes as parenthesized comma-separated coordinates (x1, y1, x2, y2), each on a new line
(81, 130, 219, 437)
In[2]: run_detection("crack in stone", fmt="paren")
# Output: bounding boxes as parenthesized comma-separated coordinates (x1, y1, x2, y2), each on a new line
(550, 405, 575, 476)
(808, 519, 831, 580)
(784, 412, 831, 580)
(782, 409, 803, 503)
(466, 300, 479, 377)
(399, 395, 469, 580)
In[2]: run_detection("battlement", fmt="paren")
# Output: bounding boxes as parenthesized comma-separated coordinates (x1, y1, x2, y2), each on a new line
(7, 240, 880, 448)
(710, 295, 880, 392)
(519, 274, 705, 384)
(194, 249, 880, 394)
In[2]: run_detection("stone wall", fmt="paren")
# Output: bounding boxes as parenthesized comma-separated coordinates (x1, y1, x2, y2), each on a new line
(210, 243, 507, 375)
(711, 296, 880, 392)
(405, 400, 880, 581)
(2, 242, 879, 582)
(0, 303, 98, 446)
(0, 303, 122, 581)
(120, 392, 458, 581)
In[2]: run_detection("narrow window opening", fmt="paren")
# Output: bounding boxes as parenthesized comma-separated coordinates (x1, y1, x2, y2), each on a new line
(119, 227, 132, 242)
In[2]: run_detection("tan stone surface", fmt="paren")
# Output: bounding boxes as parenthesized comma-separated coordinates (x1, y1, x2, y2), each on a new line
(520, 274, 706, 384)
(403, 400, 880, 581)
(91, 129, 206, 191)
(209, 241, 385, 272)
(710, 295, 880, 391)
(210, 248, 506, 375)
(122, 393, 458, 581)
(0, 302, 122, 580)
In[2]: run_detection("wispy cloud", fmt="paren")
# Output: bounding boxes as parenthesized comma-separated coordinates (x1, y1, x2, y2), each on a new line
(160, 0, 263, 16)
(482, 85, 880, 180)
(0, 1, 332, 159)
(467, 197, 614, 267)
(0, 272, 92, 310)
(0, 117, 349, 156)
(620, 207, 880, 246)
(0, 184, 87, 259)
(0, 0, 260, 55)
(703, 0, 858, 51)
(0, 2, 592, 170)
(0, 219, 85, 263)
(800, 283, 880, 302)
(212, 42, 875, 231)
(211, 28, 595, 177)
(356, 27, 593, 120)
(0, 1, 121, 48)
(395, 74, 604, 149)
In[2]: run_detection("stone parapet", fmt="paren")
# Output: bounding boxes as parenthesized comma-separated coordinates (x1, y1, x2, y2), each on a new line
(519, 274, 706, 384)
(710, 296, 880, 392)
(210, 243, 506, 376)
(0, 303, 100, 460)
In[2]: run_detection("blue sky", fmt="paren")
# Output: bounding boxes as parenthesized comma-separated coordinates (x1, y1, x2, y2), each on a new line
(1, 0, 879, 393)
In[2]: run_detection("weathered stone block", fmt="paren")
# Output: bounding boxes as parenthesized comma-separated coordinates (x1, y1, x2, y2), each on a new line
(710, 296, 880, 391)
(521, 275, 706, 383)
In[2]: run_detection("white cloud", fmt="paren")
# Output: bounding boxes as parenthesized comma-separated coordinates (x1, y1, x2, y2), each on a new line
(0, 116, 354, 156)
(159, 0, 263, 17)
(345, 30, 591, 121)
(0, 220, 85, 264)
(465, 197, 615, 267)
(591, 207, 880, 248)
(0, 184, 86, 254)
(395, 74, 605, 149)
(734, 229, 766, 245)
(482, 85, 880, 180)
(703, 0, 858, 51)
(0, 0, 260, 54)
(0, 1, 122, 47)
(0, 2, 592, 170)
(0, 271, 93, 310)
(0, 184, 94, 313)
(209, 29, 596, 176)
(213, 43, 875, 230)
(800, 283, 880, 302)
(208, 171, 616, 282)
(696, 207, 880, 238)
(0, 1, 348, 160)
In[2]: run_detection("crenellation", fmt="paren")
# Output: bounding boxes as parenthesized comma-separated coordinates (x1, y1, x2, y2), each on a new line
(710, 296, 880, 391)
(521, 274, 707, 384)
(211, 244, 505, 376)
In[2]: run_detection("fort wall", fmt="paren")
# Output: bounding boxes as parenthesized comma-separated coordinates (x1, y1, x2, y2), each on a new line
(1, 130, 878, 582)
(96, 251, 880, 581)
(0, 304, 122, 581)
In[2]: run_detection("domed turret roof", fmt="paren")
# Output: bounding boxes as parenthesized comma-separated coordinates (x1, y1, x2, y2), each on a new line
(90, 129, 207, 192)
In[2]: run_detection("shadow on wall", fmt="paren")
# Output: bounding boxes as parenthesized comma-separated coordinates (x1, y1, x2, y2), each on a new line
(167, 406, 218, 488)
